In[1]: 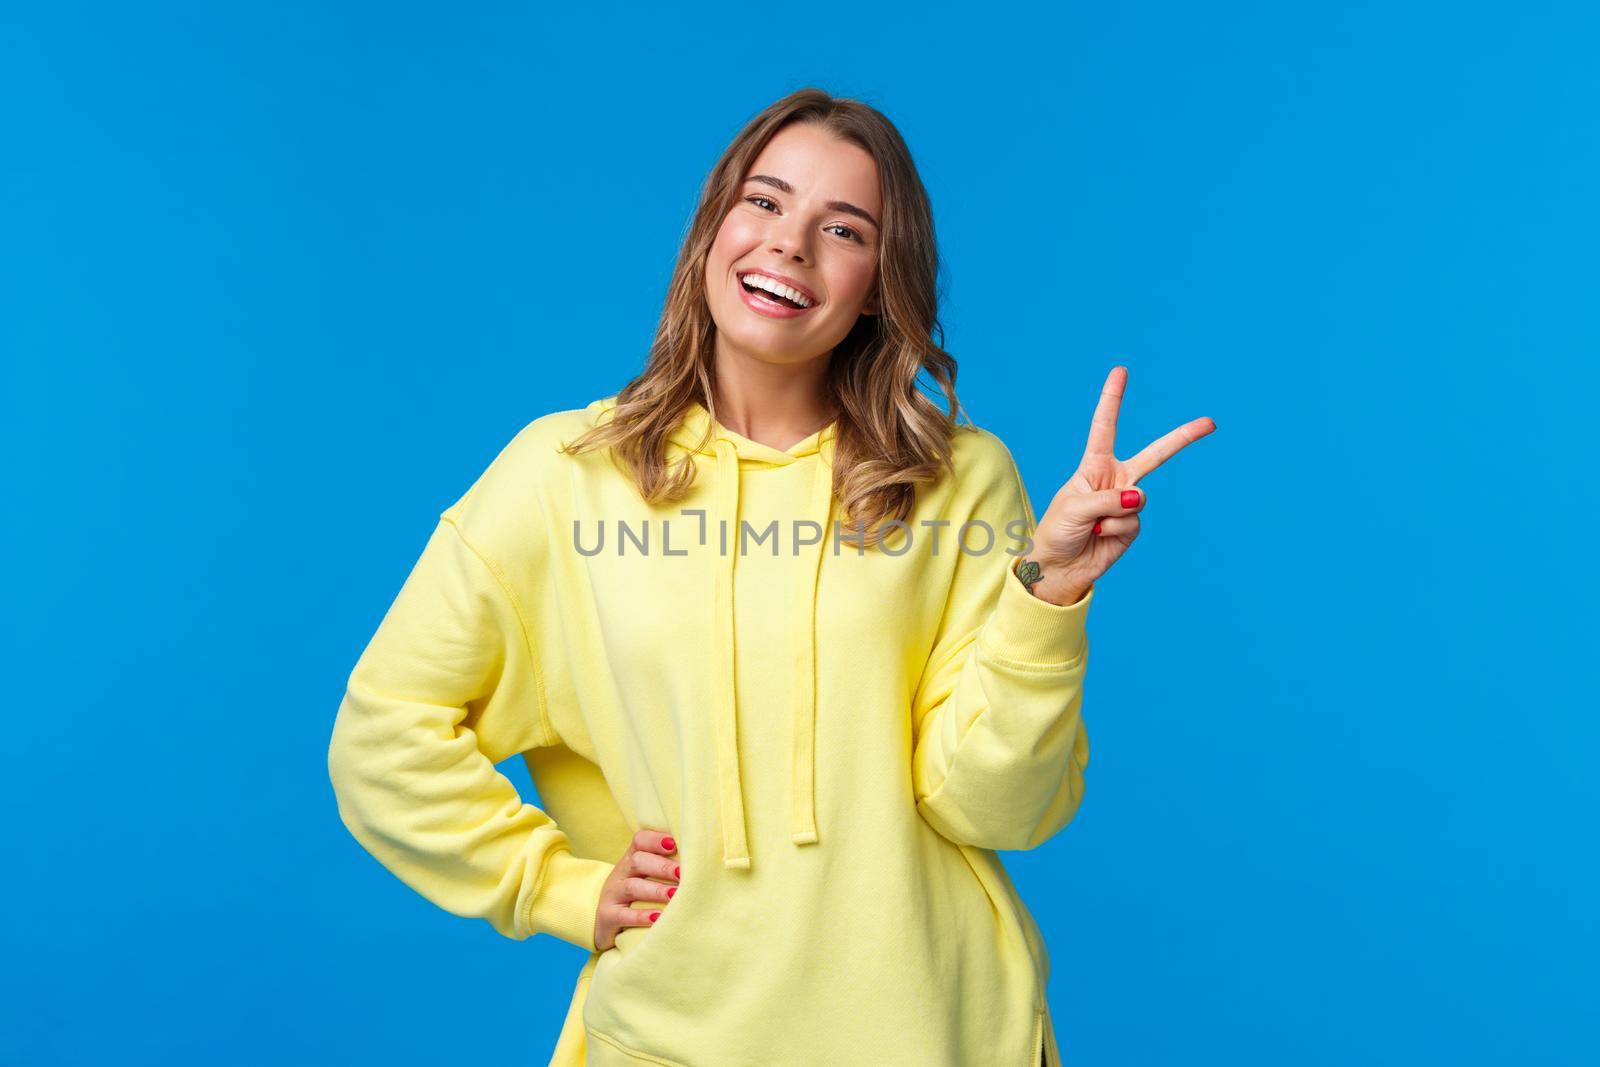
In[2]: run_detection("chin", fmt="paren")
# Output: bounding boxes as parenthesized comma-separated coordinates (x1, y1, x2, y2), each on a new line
(737, 334, 825, 366)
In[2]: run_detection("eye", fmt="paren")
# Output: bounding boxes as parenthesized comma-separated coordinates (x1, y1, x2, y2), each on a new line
(744, 195, 866, 244)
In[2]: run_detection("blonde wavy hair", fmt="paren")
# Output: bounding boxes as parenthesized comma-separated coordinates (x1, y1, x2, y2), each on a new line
(559, 87, 971, 549)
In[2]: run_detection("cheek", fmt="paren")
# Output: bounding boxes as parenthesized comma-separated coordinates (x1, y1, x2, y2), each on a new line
(706, 229, 736, 292)
(706, 219, 754, 324)
(711, 212, 760, 259)
(826, 260, 877, 308)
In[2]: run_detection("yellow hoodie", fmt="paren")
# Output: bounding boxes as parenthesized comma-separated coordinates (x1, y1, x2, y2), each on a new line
(328, 395, 1094, 1066)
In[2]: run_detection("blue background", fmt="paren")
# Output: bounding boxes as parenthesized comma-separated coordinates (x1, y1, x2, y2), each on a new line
(4, 3, 1595, 1064)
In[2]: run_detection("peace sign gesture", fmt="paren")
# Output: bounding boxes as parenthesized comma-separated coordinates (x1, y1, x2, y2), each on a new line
(1016, 366, 1216, 605)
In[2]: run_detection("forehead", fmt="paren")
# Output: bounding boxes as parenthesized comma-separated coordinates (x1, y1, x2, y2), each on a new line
(745, 124, 881, 215)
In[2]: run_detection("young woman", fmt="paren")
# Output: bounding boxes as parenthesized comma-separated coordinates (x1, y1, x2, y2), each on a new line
(328, 88, 1214, 1067)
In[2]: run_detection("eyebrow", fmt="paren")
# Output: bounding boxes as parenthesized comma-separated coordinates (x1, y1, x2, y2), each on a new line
(744, 174, 880, 232)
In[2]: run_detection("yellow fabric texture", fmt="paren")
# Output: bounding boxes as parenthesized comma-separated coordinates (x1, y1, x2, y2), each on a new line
(328, 396, 1093, 1066)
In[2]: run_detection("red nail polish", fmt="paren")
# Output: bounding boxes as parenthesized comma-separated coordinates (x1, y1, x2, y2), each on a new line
(649, 911, 661, 922)
(1121, 489, 1140, 508)
(667, 886, 677, 898)
(1092, 521, 1102, 535)
(662, 836, 675, 852)
(674, 866, 681, 879)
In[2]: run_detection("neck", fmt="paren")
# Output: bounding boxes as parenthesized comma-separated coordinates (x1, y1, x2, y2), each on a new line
(707, 345, 836, 451)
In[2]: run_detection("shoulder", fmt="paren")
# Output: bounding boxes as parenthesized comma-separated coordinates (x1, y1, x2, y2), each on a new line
(502, 395, 618, 466)
(440, 396, 615, 537)
(949, 422, 1020, 475)
(941, 421, 1027, 503)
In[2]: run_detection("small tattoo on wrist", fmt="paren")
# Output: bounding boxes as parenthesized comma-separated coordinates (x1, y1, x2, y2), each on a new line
(1016, 558, 1043, 596)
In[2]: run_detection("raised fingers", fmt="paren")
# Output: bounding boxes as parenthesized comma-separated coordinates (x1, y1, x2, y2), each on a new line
(1083, 365, 1128, 458)
(1123, 416, 1216, 484)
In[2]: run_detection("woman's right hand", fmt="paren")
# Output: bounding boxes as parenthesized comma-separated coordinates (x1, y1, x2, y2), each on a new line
(593, 828, 681, 952)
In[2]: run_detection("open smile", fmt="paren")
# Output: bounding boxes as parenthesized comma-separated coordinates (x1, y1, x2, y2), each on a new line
(736, 270, 819, 320)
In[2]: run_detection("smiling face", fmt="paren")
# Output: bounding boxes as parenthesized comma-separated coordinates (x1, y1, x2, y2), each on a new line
(704, 123, 883, 371)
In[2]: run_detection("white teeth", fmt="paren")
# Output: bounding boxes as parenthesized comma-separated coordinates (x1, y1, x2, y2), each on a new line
(741, 273, 813, 308)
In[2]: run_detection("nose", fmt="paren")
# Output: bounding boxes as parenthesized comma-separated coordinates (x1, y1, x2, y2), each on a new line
(767, 215, 814, 265)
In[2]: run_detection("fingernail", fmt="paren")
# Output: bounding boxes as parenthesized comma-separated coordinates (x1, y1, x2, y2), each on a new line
(1121, 489, 1140, 508)
(649, 911, 661, 922)
(667, 887, 677, 898)
(1092, 521, 1102, 535)
(674, 866, 681, 879)
(662, 837, 675, 852)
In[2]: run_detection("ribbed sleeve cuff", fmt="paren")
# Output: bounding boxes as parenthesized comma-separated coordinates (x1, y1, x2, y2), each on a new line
(978, 562, 1094, 667)
(525, 848, 614, 953)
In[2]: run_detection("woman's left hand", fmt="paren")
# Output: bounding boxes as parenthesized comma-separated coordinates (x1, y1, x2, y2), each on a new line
(1016, 365, 1216, 605)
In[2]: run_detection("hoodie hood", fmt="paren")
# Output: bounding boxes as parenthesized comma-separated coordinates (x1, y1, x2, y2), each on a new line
(589, 396, 837, 870)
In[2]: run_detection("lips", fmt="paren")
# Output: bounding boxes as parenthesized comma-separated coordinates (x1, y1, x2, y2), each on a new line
(736, 268, 819, 307)
(735, 272, 817, 320)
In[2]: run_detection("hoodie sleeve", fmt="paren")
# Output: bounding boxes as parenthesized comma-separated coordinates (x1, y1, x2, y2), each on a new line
(327, 510, 614, 952)
(910, 436, 1094, 852)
